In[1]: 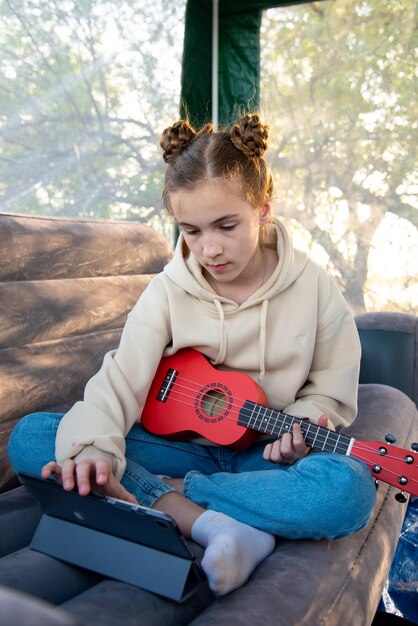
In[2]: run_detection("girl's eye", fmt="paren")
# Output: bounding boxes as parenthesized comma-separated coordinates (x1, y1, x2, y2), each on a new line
(184, 229, 199, 236)
(220, 224, 236, 231)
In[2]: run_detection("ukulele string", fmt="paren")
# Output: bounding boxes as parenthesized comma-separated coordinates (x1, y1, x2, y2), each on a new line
(169, 372, 263, 411)
(167, 372, 345, 441)
(158, 375, 350, 454)
(161, 374, 418, 464)
(161, 385, 349, 452)
(165, 375, 311, 433)
(352, 460, 418, 491)
(351, 439, 418, 463)
(157, 378, 418, 492)
(153, 381, 418, 492)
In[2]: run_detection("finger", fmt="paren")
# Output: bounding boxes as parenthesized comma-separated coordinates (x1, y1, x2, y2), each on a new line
(61, 459, 77, 490)
(269, 439, 288, 464)
(41, 461, 61, 479)
(92, 469, 138, 504)
(263, 441, 282, 463)
(278, 432, 294, 459)
(263, 442, 273, 461)
(107, 481, 138, 504)
(292, 423, 308, 455)
(318, 414, 329, 428)
(94, 458, 111, 485)
(75, 460, 94, 496)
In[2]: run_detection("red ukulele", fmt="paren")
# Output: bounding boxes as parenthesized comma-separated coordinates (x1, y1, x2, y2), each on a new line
(141, 348, 418, 499)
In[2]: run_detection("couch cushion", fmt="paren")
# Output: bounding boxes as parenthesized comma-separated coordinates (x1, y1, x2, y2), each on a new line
(0, 585, 80, 626)
(0, 487, 42, 557)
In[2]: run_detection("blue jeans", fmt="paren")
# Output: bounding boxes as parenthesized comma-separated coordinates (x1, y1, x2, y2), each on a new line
(8, 412, 376, 540)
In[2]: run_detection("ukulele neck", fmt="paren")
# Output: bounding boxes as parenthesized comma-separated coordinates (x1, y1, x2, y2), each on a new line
(238, 401, 354, 456)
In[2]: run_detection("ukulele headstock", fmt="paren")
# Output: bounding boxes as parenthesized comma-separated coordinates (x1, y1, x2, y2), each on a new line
(351, 437, 418, 499)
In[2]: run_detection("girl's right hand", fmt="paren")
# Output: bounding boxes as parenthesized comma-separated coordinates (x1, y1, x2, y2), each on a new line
(41, 459, 138, 504)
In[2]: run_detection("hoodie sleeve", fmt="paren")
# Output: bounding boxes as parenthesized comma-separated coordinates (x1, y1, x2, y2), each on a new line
(283, 271, 361, 430)
(55, 278, 172, 480)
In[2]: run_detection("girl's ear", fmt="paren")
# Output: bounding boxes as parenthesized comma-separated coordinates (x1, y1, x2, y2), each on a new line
(259, 201, 271, 225)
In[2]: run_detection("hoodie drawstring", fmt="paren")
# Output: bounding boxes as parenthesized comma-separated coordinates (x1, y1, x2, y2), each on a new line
(213, 297, 268, 384)
(213, 298, 227, 365)
(258, 299, 268, 383)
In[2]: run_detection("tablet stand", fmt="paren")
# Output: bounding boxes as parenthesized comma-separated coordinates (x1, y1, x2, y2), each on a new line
(31, 514, 203, 602)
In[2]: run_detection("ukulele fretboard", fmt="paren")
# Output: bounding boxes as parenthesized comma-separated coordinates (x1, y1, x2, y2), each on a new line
(238, 401, 354, 456)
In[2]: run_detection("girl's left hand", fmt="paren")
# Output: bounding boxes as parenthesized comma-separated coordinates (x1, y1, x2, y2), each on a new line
(263, 414, 329, 465)
(41, 459, 138, 504)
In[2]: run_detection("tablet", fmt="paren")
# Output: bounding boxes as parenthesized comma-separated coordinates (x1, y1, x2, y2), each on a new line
(18, 471, 205, 601)
(18, 471, 194, 559)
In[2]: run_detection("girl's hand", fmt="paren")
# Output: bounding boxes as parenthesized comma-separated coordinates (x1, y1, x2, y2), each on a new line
(263, 414, 329, 465)
(41, 459, 138, 504)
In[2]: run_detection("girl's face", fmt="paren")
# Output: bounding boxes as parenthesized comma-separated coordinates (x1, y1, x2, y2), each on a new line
(170, 180, 271, 287)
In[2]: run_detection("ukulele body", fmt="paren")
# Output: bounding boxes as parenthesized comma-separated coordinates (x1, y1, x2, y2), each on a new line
(141, 348, 268, 449)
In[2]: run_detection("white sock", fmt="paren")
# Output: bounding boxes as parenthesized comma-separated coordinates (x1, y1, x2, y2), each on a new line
(191, 510, 275, 596)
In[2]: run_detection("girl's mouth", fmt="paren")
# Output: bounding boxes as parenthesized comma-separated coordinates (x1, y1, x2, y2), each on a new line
(209, 263, 229, 272)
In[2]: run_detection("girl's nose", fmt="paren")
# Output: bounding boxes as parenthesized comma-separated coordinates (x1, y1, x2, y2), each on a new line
(202, 237, 222, 258)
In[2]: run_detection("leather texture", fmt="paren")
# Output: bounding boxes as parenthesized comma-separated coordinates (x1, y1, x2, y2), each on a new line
(0, 213, 172, 490)
(0, 212, 417, 625)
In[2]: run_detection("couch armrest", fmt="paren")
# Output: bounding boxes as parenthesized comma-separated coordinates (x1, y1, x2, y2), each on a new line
(355, 312, 418, 408)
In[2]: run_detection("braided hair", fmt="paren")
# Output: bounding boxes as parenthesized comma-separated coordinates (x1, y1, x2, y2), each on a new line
(160, 113, 273, 213)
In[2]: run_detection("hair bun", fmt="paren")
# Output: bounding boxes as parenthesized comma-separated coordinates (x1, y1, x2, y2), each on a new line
(230, 113, 269, 158)
(160, 120, 197, 164)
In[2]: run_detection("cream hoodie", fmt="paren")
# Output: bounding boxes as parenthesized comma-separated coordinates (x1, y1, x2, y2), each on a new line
(56, 220, 361, 480)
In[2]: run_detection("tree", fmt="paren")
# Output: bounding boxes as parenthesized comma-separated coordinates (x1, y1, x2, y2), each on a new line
(261, 0, 417, 312)
(0, 0, 185, 236)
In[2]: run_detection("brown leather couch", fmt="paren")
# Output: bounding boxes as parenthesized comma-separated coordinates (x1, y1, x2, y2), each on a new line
(0, 212, 417, 626)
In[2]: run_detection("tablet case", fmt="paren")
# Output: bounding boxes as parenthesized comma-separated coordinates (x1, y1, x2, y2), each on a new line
(19, 472, 204, 602)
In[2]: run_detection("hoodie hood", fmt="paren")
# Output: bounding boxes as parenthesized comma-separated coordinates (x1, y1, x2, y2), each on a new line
(164, 219, 308, 382)
(164, 218, 308, 306)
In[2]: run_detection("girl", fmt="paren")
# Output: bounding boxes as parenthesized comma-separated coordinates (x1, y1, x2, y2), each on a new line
(8, 113, 376, 597)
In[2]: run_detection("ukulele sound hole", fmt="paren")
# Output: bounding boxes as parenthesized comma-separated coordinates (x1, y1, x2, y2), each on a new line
(201, 390, 227, 417)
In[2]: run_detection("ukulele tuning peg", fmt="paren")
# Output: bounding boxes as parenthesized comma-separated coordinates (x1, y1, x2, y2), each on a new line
(411, 443, 418, 453)
(385, 434, 397, 444)
(374, 480, 379, 490)
(395, 491, 407, 504)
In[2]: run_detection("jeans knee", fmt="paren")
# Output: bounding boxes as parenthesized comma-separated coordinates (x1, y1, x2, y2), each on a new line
(318, 456, 376, 539)
(8, 414, 32, 466)
(7, 412, 62, 474)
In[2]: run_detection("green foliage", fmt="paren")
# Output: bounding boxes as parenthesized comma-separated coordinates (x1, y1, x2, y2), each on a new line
(0, 0, 416, 312)
(0, 0, 185, 233)
(260, 0, 417, 312)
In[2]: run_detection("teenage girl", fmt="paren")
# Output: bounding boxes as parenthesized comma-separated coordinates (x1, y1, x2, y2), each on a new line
(8, 113, 376, 597)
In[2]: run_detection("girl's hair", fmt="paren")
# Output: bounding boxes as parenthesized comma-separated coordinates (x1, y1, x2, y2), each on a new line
(160, 113, 274, 213)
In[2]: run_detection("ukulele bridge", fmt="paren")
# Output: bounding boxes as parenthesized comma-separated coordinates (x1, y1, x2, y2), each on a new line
(157, 368, 178, 403)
